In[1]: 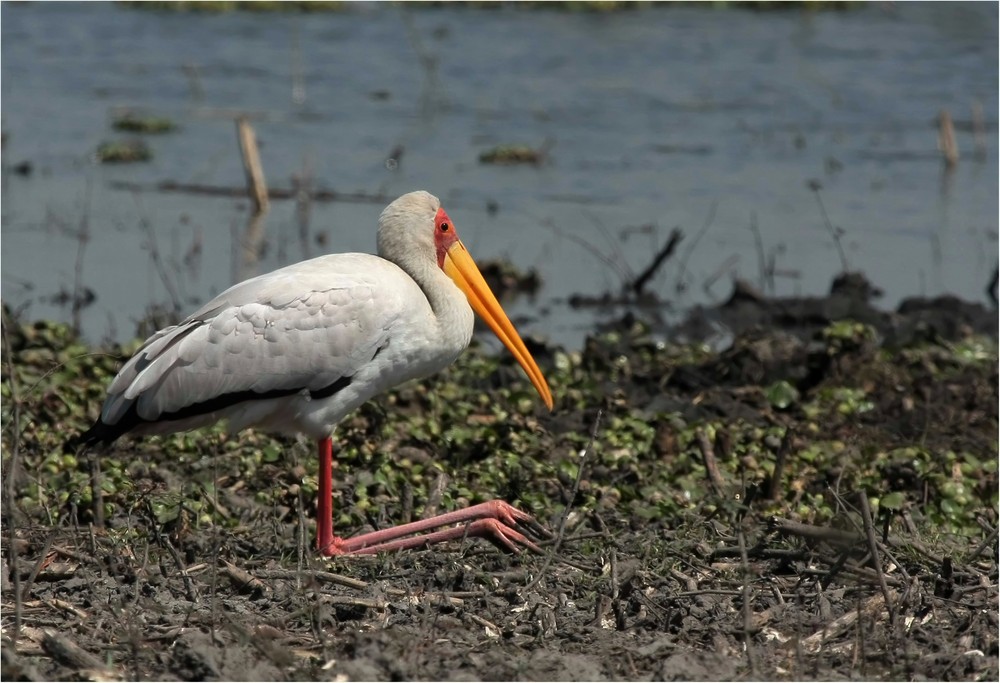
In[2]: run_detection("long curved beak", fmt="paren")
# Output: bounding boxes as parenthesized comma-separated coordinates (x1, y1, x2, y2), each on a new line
(443, 240, 554, 410)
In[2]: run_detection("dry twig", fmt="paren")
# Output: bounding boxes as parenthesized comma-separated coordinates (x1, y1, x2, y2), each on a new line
(696, 428, 725, 496)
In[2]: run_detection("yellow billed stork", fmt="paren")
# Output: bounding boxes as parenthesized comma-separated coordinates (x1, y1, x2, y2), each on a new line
(78, 191, 553, 555)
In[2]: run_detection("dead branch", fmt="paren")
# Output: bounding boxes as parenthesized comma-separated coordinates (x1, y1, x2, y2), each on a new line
(798, 590, 894, 654)
(254, 568, 370, 591)
(629, 227, 683, 296)
(768, 517, 858, 545)
(109, 180, 390, 205)
(41, 629, 112, 674)
(221, 560, 269, 597)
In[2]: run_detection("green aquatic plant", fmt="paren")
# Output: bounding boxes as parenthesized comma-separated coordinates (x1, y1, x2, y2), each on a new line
(95, 140, 152, 163)
(2, 305, 995, 546)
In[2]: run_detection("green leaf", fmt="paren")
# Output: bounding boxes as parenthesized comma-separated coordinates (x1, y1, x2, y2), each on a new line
(765, 381, 800, 410)
(879, 491, 906, 510)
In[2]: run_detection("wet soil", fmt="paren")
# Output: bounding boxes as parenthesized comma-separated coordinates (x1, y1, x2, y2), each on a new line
(2, 274, 997, 681)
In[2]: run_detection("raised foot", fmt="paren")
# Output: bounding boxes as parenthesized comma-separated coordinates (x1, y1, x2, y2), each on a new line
(318, 500, 552, 556)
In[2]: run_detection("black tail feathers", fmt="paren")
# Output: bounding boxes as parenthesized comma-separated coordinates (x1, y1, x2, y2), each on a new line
(64, 419, 123, 454)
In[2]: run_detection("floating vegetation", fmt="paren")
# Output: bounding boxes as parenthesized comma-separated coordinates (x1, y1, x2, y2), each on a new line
(95, 139, 152, 164)
(111, 113, 176, 134)
(479, 143, 549, 166)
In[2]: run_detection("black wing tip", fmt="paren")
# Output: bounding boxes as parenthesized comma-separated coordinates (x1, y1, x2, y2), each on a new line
(64, 419, 124, 453)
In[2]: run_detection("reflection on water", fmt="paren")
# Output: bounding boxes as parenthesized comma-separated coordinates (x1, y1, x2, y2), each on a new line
(1, 2, 996, 349)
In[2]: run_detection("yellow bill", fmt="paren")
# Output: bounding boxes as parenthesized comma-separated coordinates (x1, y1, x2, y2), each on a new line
(443, 240, 554, 410)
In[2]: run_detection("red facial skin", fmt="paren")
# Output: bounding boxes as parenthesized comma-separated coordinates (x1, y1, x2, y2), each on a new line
(434, 207, 459, 269)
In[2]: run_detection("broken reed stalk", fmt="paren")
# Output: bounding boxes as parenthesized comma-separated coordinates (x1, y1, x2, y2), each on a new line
(766, 429, 791, 501)
(673, 200, 718, 294)
(748, 211, 770, 294)
(422, 471, 449, 519)
(236, 117, 269, 214)
(738, 530, 758, 676)
(163, 536, 198, 602)
(696, 428, 725, 496)
(937, 108, 959, 168)
(235, 117, 270, 282)
(967, 523, 999, 563)
(808, 182, 850, 274)
(858, 492, 895, 624)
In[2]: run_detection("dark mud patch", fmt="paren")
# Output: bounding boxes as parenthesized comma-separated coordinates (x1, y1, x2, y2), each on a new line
(2, 277, 997, 681)
(672, 272, 997, 346)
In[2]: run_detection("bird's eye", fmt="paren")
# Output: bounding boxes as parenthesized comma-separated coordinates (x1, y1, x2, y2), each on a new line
(439, 222, 450, 232)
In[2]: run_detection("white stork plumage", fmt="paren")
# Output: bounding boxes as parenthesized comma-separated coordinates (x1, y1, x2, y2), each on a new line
(79, 191, 553, 555)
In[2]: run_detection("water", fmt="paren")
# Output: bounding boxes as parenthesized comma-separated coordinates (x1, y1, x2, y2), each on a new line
(2, 2, 997, 349)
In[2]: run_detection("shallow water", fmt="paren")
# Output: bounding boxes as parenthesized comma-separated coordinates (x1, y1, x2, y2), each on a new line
(2, 2, 996, 349)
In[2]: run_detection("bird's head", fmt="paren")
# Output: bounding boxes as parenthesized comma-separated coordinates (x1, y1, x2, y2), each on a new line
(378, 191, 553, 411)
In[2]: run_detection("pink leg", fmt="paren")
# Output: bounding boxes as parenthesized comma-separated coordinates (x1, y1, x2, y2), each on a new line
(315, 438, 334, 553)
(312, 439, 549, 556)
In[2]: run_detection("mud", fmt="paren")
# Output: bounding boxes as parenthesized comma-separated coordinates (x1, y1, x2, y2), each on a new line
(2, 274, 997, 681)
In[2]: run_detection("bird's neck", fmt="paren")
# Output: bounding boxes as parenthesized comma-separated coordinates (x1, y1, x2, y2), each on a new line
(403, 255, 475, 348)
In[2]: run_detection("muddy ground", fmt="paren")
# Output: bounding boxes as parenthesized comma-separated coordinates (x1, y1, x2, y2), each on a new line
(2, 272, 998, 681)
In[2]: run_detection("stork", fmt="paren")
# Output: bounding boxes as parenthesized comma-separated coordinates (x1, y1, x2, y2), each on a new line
(78, 191, 553, 555)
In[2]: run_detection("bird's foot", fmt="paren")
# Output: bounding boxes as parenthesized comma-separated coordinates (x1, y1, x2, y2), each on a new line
(318, 500, 552, 556)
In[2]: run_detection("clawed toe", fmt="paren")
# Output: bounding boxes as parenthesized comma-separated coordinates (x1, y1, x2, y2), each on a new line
(323, 499, 553, 556)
